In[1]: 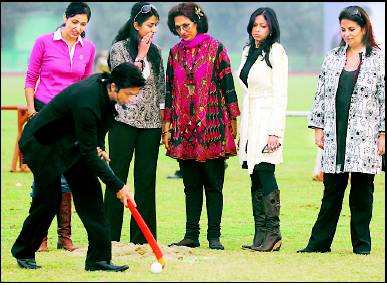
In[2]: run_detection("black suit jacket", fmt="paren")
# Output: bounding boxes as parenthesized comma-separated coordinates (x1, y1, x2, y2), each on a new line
(19, 73, 124, 192)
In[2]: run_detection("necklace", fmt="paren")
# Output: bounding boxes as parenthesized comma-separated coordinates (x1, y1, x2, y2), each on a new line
(180, 44, 201, 116)
(180, 44, 201, 92)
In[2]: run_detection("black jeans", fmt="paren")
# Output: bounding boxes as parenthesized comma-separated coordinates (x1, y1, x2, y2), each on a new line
(11, 158, 111, 264)
(307, 172, 375, 252)
(179, 158, 225, 241)
(103, 122, 161, 244)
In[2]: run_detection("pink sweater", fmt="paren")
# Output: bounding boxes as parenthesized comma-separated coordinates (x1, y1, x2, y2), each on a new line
(25, 32, 96, 104)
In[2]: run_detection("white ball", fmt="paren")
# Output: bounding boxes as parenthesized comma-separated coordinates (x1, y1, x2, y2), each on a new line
(150, 262, 163, 274)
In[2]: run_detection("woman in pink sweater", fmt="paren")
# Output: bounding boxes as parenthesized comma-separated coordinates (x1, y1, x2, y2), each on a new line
(24, 2, 95, 252)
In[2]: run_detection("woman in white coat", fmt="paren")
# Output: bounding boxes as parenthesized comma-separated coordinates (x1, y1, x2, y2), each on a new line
(237, 7, 288, 252)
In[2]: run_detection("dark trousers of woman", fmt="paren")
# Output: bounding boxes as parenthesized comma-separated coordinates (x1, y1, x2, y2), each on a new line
(11, 158, 111, 264)
(306, 172, 375, 253)
(250, 163, 278, 196)
(103, 122, 161, 244)
(179, 158, 225, 241)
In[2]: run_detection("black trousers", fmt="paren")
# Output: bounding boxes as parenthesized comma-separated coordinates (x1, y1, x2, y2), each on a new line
(103, 122, 161, 244)
(179, 158, 225, 241)
(250, 163, 278, 196)
(11, 158, 111, 264)
(307, 172, 375, 252)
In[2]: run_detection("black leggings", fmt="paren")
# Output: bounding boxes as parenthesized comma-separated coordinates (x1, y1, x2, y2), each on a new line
(250, 163, 278, 196)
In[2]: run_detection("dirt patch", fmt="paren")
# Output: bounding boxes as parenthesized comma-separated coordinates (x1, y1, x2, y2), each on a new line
(70, 241, 194, 261)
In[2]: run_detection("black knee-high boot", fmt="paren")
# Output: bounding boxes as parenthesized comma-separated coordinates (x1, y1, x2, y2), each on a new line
(252, 190, 282, 252)
(242, 189, 266, 249)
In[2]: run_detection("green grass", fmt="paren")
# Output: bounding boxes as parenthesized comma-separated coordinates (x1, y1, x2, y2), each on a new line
(1, 74, 385, 282)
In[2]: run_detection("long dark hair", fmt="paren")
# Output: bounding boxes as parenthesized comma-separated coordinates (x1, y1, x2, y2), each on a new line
(108, 2, 161, 75)
(245, 7, 280, 68)
(57, 2, 91, 38)
(338, 5, 379, 57)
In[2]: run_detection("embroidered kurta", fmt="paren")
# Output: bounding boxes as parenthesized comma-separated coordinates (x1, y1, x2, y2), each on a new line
(164, 34, 240, 161)
(237, 43, 288, 174)
(308, 45, 385, 174)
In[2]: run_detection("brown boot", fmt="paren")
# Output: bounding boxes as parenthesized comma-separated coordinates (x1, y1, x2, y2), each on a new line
(57, 192, 78, 251)
(37, 235, 49, 252)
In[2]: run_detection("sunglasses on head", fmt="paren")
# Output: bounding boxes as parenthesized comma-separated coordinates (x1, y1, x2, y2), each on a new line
(347, 6, 362, 18)
(133, 4, 156, 22)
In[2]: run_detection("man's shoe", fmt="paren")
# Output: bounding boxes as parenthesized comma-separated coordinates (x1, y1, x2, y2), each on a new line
(85, 261, 129, 272)
(209, 239, 224, 250)
(297, 246, 331, 253)
(168, 238, 200, 248)
(354, 250, 370, 255)
(16, 258, 41, 269)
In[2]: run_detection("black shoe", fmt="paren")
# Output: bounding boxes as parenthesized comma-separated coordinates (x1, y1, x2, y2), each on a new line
(297, 246, 331, 253)
(16, 258, 41, 269)
(168, 238, 200, 248)
(209, 239, 224, 250)
(85, 261, 129, 272)
(167, 170, 183, 179)
(353, 250, 370, 255)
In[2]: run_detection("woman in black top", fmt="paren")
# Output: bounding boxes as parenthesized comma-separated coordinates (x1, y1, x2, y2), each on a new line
(299, 6, 385, 255)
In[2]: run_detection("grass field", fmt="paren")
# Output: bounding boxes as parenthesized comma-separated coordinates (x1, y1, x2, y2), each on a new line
(1, 74, 385, 282)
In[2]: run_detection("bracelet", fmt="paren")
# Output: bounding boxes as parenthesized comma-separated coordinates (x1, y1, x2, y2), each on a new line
(134, 58, 144, 71)
(162, 129, 171, 135)
(134, 61, 144, 71)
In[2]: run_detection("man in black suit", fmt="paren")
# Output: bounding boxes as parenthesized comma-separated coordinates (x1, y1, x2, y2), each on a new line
(11, 62, 145, 272)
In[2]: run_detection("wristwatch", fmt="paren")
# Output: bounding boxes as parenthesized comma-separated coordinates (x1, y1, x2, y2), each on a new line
(134, 58, 144, 71)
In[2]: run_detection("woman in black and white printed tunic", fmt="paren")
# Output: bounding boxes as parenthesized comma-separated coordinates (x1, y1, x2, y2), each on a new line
(299, 5, 385, 255)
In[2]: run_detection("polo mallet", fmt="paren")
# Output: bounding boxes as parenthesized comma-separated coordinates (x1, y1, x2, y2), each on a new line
(104, 162, 165, 267)
(126, 200, 166, 267)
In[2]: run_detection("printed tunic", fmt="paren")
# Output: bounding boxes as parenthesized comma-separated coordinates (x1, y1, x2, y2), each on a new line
(165, 34, 240, 161)
(308, 45, 385, 174)
(110, 39, 165, 129)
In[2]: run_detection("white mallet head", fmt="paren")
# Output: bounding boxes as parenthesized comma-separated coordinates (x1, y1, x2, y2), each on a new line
(150, 262, 163, 274)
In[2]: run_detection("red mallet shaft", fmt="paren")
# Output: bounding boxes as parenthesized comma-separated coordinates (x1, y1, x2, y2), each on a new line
(126, 200, 166, 267)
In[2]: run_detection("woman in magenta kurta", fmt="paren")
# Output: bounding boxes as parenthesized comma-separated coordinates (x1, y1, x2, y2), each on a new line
(23, 2, 95, 253)
(163, 3, 240, 250)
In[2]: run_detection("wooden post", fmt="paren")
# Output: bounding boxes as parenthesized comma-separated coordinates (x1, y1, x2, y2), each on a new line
(1, 105, 30, 172)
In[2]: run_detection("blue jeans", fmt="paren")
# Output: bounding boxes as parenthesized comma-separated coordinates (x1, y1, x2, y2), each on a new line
(29, 98, 72, 198)
(30, 176, 71, 198)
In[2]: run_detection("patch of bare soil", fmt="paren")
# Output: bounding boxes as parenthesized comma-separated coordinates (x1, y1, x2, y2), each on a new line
(70, 241, 194, 261)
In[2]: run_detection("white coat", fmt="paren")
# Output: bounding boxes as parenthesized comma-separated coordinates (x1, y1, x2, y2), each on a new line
(237, 43, 288, 174)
